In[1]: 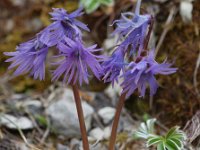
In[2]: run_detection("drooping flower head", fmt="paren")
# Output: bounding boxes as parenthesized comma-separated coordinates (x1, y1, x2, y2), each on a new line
(103, 0, 152, 85)
(4, 7, 103, 84)
(103, 47, 126, 85)
(39, 8, 89, 47)
(52, 37, 105, 85)
(4, 37, 48, 80)
(112, 0, 151, 54)
(121, 50, 177, 97)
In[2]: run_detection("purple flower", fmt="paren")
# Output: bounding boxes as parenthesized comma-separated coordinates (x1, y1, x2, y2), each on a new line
(121, 50, 177, 97)
(4, 38, 48, 80)
(103, 47, 126, 85)
(52, 37, 104, 85)
(112, 0, 151, 54)
(39, 8, 89, 47)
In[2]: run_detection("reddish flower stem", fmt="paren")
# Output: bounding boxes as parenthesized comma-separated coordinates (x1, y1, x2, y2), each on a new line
(144, 16, 154, 50)
(109, 93, 126, 150)
(72, 84, 90, 150)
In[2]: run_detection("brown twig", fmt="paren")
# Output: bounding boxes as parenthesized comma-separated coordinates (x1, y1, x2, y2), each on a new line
(108, 93, 126, 150)
(155, 6, 177, 56)
(193, 48, 200, 99)
(72, 84, 90, 150)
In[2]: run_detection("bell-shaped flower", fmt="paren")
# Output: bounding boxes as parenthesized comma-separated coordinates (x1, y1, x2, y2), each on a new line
(102, 47, 126, 85)
(4, 38, 48, 80)
(112, 0, 151, 54)
(39, 8, 89, 47)
(52, 37, 104, 85)
(121, 50, 177, 97)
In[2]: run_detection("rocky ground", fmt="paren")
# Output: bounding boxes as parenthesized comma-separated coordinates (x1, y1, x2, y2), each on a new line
(0, 0, 200, 149)
(0, 83, 145, 150)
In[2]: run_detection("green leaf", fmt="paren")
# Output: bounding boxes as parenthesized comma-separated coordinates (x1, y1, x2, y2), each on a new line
(147, 136, 163, 147)
(80, 0, 115, 14)
(165, 139, 180, 150)
(146, 118, 156, 134)
(170, 138, 182, 147)
(134, 118, 156, 139)
(133, 119, 186, 150)
(166, 127, 178, 139)
(35, 115, 48, 127)
(81, 0, 100, 14)
(157, 143, 166, 150)
(100, 0, 114, 5)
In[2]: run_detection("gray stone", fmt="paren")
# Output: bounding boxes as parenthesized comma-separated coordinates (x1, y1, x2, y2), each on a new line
(180, 1, 193, 23)
(57, 144, 69, 150)
(18, 99, 43, 114)
(46, 88, 94, 138)
(89, 127, 111, 141)
(89, 128, 104, 141)
(91, 143, 107, 150)
(10, 0, 26, 7)
(104, 84, 121, 105)
(0, 114, 34, 130)
(98, 107, 116, 124)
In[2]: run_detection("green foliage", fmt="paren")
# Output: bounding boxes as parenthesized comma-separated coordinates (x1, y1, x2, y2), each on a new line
(134, 118, 156, 139)
(80, 0, 114, 14)
(134, 119, 186, 150)
(35, 115, 48, 127)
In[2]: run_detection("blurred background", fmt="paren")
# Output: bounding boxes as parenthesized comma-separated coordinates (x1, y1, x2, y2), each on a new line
(0, 0, 200, 149)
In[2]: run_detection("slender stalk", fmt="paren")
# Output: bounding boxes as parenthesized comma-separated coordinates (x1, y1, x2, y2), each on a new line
(135, 0, 142, 15)
(144, 16, 154, 50)
(72, 84, 90, 150)
(109, 93, 126, 150)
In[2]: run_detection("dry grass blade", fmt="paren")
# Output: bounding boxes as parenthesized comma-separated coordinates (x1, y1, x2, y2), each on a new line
(155, 6, 177, 56)
(193, 48, 200, 98)
(184, 111, 200, 144)
(1, 115, 41, 150)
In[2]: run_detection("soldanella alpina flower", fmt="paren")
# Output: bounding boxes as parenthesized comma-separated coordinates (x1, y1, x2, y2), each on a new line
(4, 38, 48, 80)
(52, 37, 104, 85)
(4, 7, 104, 150)
(4, 7, 101, 83)
(103, 0, 152, 85)
(103, 47, 125, 85)
(112, 0, 151, 54)
(121, 50, 177, 97)
(39, 8, 89, 47)
(107, 1, 178, 149)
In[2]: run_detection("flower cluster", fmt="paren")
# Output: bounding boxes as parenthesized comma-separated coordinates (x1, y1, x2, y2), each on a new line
(103, 0, 177, 97)
(4, 38, 48, 80)
(121, 50, 177, 97)
(103, 0, 151, 83)
(52, 37, 104, 85)
(4, 8, 104, 85)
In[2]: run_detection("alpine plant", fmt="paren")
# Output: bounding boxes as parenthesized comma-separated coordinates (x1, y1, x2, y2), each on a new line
(4, 8, 104, 86)
(108, 0, 177, 149)
(103, 0, 177, 97)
